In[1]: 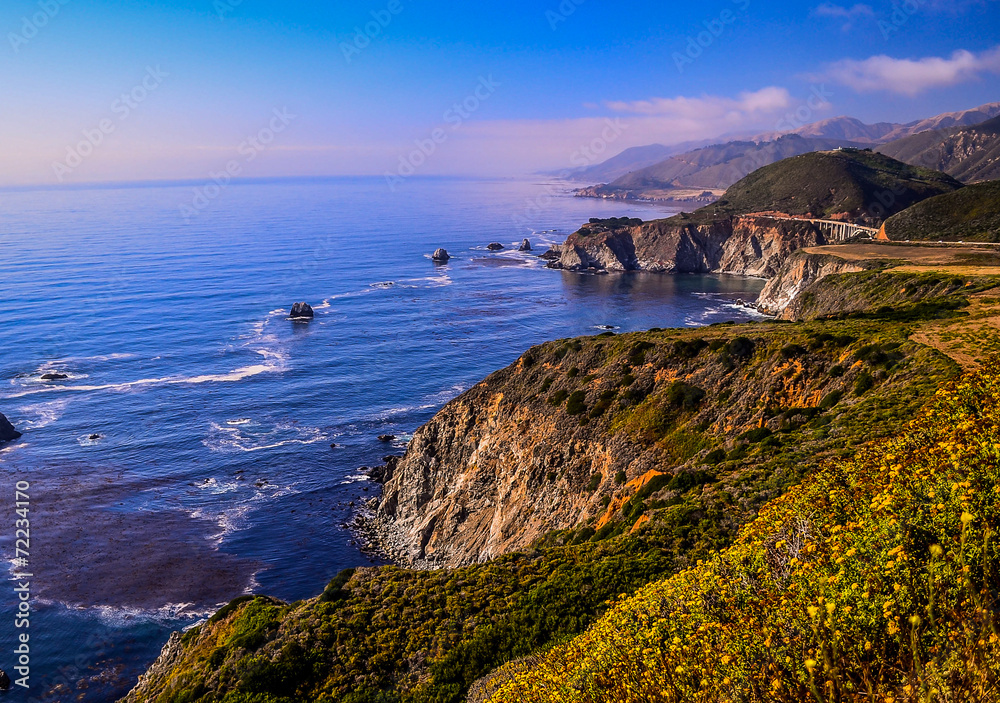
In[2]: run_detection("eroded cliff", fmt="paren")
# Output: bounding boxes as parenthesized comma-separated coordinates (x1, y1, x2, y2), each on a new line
(377, 321, 954, 568)
(548, 215, 827, 278)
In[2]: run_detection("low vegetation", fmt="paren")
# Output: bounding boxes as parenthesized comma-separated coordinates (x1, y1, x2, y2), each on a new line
(882, 180, 1000, 242)
(486, 360, 1000, 702)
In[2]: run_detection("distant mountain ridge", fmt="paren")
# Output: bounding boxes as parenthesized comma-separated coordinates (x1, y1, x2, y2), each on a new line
(752, 102, 1000, 144)
(577, 135, 869, 201)
(575, 102, 1000, 202)
(877, 115, 1000, 184)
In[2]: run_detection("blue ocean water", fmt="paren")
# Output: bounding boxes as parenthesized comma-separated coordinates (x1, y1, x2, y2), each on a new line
(0, 177, 764, 701)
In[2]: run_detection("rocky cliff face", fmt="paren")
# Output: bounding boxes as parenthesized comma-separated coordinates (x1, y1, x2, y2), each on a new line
(549, 216, 826, 278)
(377, 357, 656, 567)
(374, 317, 941, 568)
(756, 252, 868, 318)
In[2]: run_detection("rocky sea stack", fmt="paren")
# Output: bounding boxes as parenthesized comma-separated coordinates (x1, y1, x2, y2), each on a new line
(432, 248, 451, 262)
(486, 242, 505, 251)
(289, 302, 314, 319)
(0, 413, 22, 443)
(518, 238, 532, 251)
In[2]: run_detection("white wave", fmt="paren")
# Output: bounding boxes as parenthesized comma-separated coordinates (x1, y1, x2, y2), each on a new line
(196, 477, 242, 494)
(18, 399, 70, 429)
(371, 403, 437, 420)
(191, 481, 301, 542)
(0, 443, 25, 457)
(427, 383, 469, 404)
(721, 302, 768, 318)
(0, 362, 283, 401)
(203, 421, 328, 454)
(44, 352, 137, 364)
(226, 418, 252, 426)
(398, 272, 453, 289)
(340, 473, 371, 485)
(41, 600, 222, 626)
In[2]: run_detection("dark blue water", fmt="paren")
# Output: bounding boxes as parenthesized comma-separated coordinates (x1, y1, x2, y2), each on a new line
(0, 177, 764, 701)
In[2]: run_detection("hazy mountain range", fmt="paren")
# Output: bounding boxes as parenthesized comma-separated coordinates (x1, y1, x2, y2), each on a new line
(572, 102, 1000, 201)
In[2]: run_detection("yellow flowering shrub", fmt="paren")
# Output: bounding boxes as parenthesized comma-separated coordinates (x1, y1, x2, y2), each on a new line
(488, 362, 1000, 702)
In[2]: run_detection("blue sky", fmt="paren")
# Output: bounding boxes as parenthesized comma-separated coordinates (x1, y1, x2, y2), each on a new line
(0, 0, 998, 184)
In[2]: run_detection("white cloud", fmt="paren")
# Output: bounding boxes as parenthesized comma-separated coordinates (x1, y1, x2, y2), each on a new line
(604, 86, 793, 118)
(812, 3, 874, 30)
(428, 87, 825, 176)
(821, 46, 1000, 96)
(813, 2, 874, 17)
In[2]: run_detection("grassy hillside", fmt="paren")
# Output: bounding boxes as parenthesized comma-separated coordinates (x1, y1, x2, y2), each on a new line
(485, 359, 1000, 702)
(881, 180, 1000, 242)
(878, 116, 1000, 184)
(706, 149, 962, 224)
(122, 277, 1000, 703)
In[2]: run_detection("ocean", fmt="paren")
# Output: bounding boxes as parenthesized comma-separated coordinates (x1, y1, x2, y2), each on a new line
(0, 176, 765, 701)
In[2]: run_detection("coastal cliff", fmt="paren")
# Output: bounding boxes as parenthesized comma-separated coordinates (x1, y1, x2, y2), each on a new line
(375, 318, 954, 568)
(756, 251, 869, 317)
(548, 215, 825, 277)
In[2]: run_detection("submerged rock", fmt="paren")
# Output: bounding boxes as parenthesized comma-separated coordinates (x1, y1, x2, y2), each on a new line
(518, 238, 532, 251)
(432, 248, 451, 262)
(378, 434, 396, 443)
(290, 302, 314, 319)
(41, 372, 69, 381)
(486, 242, 505, 251)
(0, 413, 21, 443)
(0, 668, 11, 690)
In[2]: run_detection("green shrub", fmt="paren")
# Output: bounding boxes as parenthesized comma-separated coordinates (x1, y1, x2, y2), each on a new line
(819, 389, 843, 409)
(673, 338, 708, 359)
(319, 569, 356, 603)
(615, 470, 628, 485)
(855, 370, 875, 395)
(665, 381, 706, 410)
(566, 390, 588, 415)
(586, 473, 603, 492)
(548, 390, 569, 406)
(704, 448, 726, 465)
(725, 337, 755, 361)
(740, 427, 773, 443)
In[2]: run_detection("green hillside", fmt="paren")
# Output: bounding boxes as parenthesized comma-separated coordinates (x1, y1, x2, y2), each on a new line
(882, 180, 1000, 242)
(704, 148, 962, 224)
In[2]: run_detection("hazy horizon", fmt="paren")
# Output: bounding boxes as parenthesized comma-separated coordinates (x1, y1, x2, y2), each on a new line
(2, 0, 999, 187)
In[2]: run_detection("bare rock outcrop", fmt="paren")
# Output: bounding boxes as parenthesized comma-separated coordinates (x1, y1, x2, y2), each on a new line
(549, 215, 826, 278)
(0, 413, 21, 443)
(756, 252, 868, 318)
